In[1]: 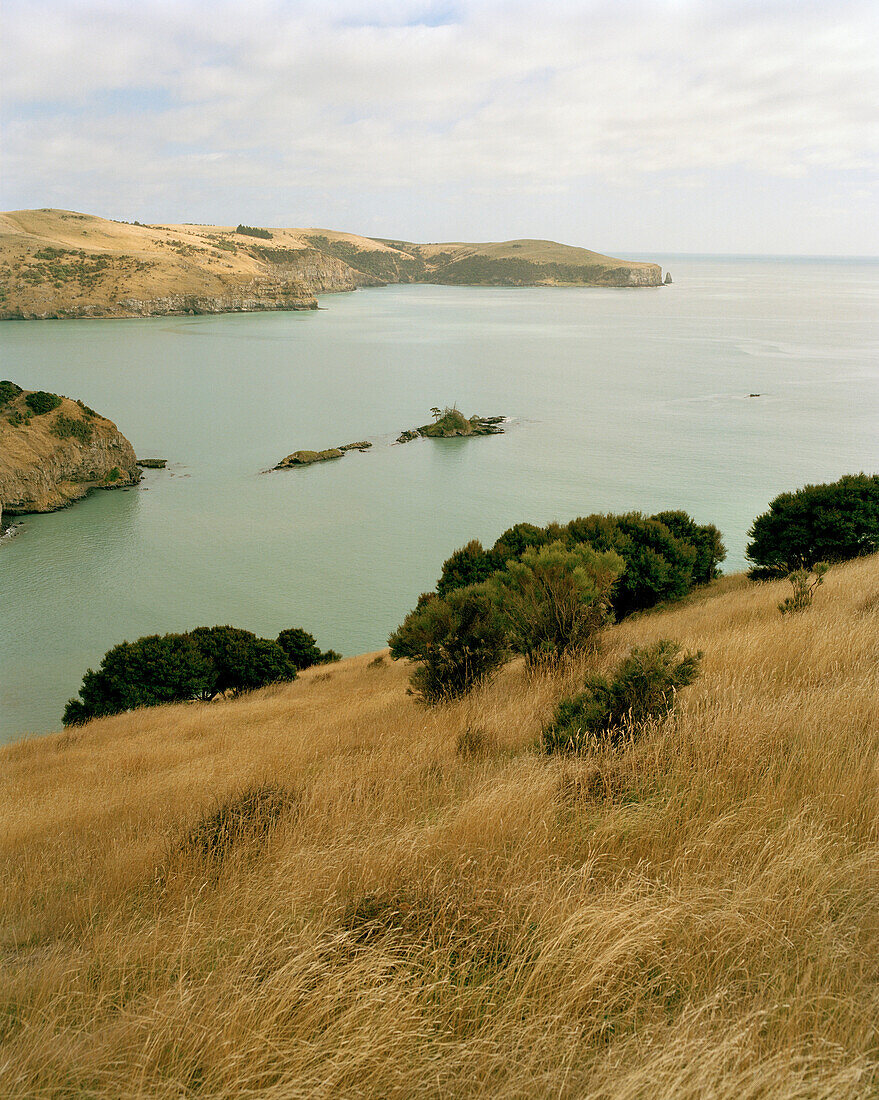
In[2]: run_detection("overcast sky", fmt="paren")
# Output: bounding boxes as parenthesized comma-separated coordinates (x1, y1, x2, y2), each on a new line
(2, 0, 878, 254)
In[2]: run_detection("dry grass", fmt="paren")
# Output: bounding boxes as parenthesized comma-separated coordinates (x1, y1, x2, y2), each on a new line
(1, 558, 877, 1098)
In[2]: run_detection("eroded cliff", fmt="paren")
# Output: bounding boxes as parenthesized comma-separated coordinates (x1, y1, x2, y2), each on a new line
(0, 385, 140, 520)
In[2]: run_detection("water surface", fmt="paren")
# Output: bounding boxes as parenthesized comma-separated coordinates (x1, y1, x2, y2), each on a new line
(2, 257, 877, 740)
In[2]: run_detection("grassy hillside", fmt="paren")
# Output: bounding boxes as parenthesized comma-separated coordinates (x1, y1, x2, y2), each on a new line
(0, 210, 663, 318)
(1, 558, 877, 1097)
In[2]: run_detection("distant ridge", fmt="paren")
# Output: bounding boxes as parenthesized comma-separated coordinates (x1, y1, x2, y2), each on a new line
(0, 209, 664, 320)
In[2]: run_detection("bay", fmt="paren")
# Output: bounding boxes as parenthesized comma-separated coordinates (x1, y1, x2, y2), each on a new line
(1, 256, 877, 741)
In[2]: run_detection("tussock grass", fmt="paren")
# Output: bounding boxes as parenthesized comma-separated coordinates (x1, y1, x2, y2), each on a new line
(1, 558, 877, 1097)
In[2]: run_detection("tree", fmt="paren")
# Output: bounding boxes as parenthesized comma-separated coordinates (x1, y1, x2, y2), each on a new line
(276, 627, 340, 669)
(563, 513, 697, 618)
(746, 474, 879, 578)
(542, 640, 702, 753)
(436, 540, 496, 596)
(487, 542, 623, 663)
(389, 585, 509, 703)
(651, 510, 726, 584)
(63, 633, 215, 725)
(190, 626, 295, 695)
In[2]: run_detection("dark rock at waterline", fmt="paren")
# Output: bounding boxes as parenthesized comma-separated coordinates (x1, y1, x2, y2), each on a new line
(338, 441, 372, 451)
(664, 272, 673, 284)
(137, 458, 167, 469)
(275, 448, 344, 469)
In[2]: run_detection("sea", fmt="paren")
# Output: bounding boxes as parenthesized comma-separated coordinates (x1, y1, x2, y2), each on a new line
(1, 255, 877, 741)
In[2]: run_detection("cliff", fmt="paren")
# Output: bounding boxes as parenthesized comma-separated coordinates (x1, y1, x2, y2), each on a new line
(0, 210, 663, 320)
(0, 384, 140, 520)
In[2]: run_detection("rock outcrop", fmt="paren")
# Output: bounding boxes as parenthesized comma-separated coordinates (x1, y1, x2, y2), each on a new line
(274, 448, 345, 469)
(0, 385, 140, 520)
(396, 409, 506, 443)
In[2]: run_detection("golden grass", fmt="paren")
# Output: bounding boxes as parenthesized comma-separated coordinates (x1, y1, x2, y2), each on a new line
(2, 559, 877, 1098)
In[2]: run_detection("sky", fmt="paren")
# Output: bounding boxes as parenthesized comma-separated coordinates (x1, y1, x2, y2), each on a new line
(2, 0, 878, 255)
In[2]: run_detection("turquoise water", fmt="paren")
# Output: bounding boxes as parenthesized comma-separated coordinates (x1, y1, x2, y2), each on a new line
(2, 257, 877, 741)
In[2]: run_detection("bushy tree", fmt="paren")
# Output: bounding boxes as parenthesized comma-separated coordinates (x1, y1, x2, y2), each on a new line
(542, 640, 702, 752)
(746, 474, 879, 578)
(435, 511, 717, 620)
(63, 625, 302, 725)
(190, 626, 295, 695)
(651, 510, 726, 584)
(436, 539, 496, 596)
(63, 633, 216, 725)
(388, 586, 508, 703)
(276, 627, 340, 669)
(25, 390, 62, 416)
(487, 542, 623, 663)
(562, 513, 697, 618)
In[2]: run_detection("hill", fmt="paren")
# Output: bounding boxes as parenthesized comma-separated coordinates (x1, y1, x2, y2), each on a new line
(1, 557, 876, 1097)
(0, 384, 139, 521)
(0, 209, 663, 319)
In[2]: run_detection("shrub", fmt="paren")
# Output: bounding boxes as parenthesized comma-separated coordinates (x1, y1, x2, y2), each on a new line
(747, 474, 879, 578)
(52, 414, 93, 443)
(0, 380, 22, 406)
(542, 640, 702, 752)
(388, 585, 509, 703)
(276, 627, 340, 670)
(25, 390, 62, 416)
(64, 626, 298, 725)
(180, 785, 296, 864)
(651, 510, 726, 584)
(487, 542, 624, 663)
(779, 563, 829, 615)
(562, 514, 697, 619)
(436, 539, 496, 596)
(190, 626, 296, 696)
(63, 633, 216, 725)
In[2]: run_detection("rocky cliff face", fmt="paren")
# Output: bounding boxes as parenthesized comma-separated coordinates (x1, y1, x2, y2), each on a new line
(0, 388, 140, 521)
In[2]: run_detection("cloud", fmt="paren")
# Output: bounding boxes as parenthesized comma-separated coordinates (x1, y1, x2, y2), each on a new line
(1, 0, 877, 248)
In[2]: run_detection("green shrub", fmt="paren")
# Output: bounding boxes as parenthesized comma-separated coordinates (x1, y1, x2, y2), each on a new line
(52, 415, 93, 443)
(236, 224, 273, 239)
(389, 586, 509, 703)
(64, 626, 298, 725)
(75, 399, 97, 417)
(63, 633, 216, 725)
(435, 511, 718, 620)
(778, 563, 829, 614)
(276, 627, 340, 670)
(562, 514, 697, 618)
(436, 539, 497, 596)
(651, 510, 726, 584)
(487, 542, 623, 663)
(542, 640, 702, 752)
(747, 474, 879, 578)
(25, 390, 62, 416)
(0, 380, 22, 406)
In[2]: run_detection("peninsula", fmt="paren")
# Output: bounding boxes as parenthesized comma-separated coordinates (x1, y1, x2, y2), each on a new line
(0, 383, 140, 522)
(0, 209, 664, 321)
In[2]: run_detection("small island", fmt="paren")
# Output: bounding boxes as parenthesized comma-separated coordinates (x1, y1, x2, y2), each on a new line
(396, 407, 505, 443)
(274, 441, 373, 469)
